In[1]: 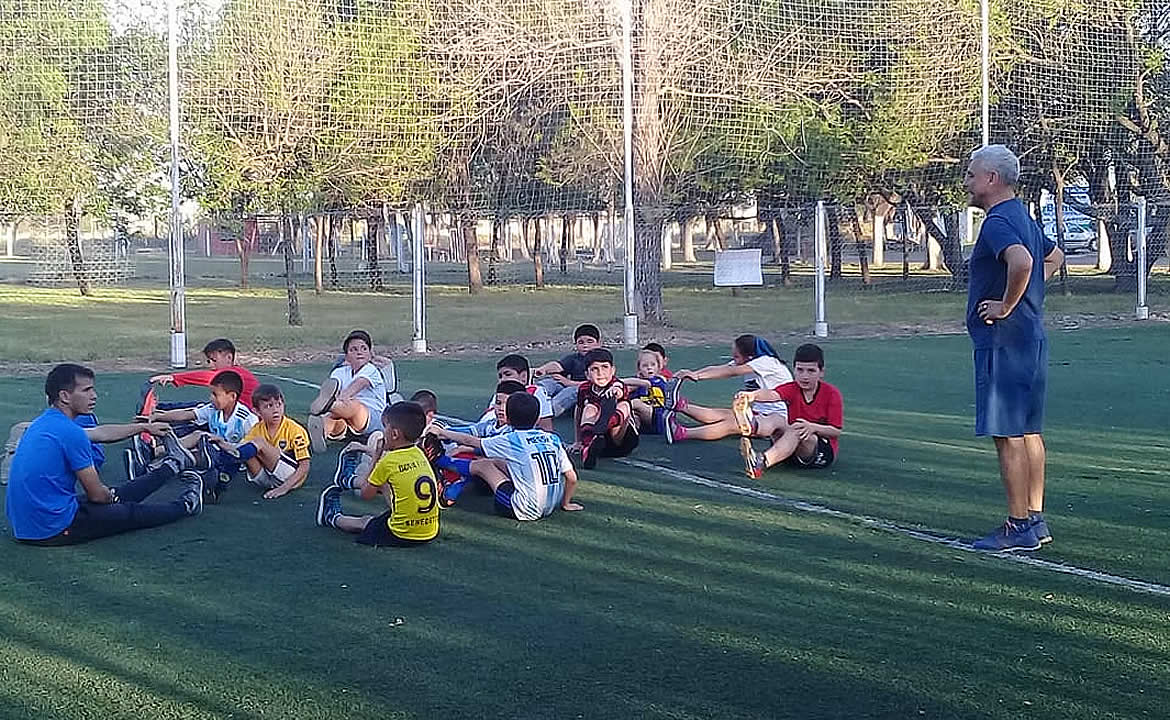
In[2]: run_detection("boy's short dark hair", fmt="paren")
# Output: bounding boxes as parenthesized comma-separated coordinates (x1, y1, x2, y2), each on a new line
(496, 354, 530, 375)
(252, 384, 283, 405)
(505, 392, 541, 430)
(410, 389, 438, 415)
(495, 380, 527, 396)
(794, 343, 825, 369)
(45, 363, 94, 403)
(383, 401, 427, 442)
(584, 348, 614, 369)
(210, 370, 244, 397)
(202, 338, 236, 358)
(343, 329, 373, 352)
(642, 342, 667, 358)
(573, 323, 601, 341)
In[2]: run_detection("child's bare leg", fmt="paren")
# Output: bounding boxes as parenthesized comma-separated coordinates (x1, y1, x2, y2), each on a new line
(248, 437, 282, 472)
(334, 514, 377, 533)
(630, 399, 653, 427)
(579, 403, 600, 428)
(607, 401, 634, 442)
(680, 418, 739, 441)
(470, 458, 510, 490)
(328, 399, 370, 435)
(678, 403, 735, 425)
(180, 430, 206, 449)
(761, 428, 819, 467)
(753, 413, 789, 438)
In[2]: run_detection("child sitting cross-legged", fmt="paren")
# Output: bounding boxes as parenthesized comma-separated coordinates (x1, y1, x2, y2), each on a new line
(433, 392, 582, 520)
(316, 402, 440, 547)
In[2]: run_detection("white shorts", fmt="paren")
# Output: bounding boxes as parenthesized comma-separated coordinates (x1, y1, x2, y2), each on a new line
(247, 456, 298, 489)
(752, 401, 788, 418)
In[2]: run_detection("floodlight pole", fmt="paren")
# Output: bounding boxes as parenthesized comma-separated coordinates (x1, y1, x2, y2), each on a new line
(980, 0, 990, 147)
(167, 0, 187, 368)
(620, 0, 638, 346)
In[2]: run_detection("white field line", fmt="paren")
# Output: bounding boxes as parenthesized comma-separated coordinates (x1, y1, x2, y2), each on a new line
(260, 371, 1170, 598)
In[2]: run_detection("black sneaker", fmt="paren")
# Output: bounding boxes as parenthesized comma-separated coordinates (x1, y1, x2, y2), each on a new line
(316, 484, 343, 527)
(160, 431, 196, 471)
(178, 470, 204, 516)
(309, 377, 340, 416)
(1030, 513, 1053, 545)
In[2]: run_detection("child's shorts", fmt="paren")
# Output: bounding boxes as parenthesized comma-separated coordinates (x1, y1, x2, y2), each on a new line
(247, 455, 298, 489)
(356, 511, 434, 547)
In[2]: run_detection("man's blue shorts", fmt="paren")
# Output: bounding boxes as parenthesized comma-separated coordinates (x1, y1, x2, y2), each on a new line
(973, 340, 1047, 438)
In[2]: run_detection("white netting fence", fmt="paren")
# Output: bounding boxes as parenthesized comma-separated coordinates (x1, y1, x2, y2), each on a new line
(0, 0, 1167, 363)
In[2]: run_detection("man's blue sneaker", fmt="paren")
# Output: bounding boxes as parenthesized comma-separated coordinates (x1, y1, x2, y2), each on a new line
(316, 484, 343, 527)
(1030, 513, 1052, 545)
(973, 519, 1041, 552)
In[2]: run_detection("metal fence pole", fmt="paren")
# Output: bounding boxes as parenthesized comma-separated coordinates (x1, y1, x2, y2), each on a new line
(620, 0, 638, 346)
(1136, 197, 1149, 320)
(166, 0, 187, 368)
(412, 204, 428, 352)
(814, 200, 828, 337)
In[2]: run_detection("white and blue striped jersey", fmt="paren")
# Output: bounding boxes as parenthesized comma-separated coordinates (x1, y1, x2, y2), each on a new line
(480, 429, 573, 521)
(448, 417, 510, 439)
(194, 402, 258, 444)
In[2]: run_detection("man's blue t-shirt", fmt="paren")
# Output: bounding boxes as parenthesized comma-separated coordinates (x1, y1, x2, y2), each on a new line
(75, 413, 105, 470)
(967, 198, 1057, 349)
(6, 408, 94, 540)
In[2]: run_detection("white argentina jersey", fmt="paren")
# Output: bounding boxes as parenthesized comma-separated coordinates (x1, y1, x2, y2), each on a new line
(480, 429, 572, 520)
(195, 402, 258, 444)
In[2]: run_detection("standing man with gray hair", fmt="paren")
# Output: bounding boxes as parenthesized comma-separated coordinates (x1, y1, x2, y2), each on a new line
(964, 144, 1064, 552)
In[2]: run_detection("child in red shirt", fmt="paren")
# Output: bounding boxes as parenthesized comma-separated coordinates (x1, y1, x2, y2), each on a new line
(150, 338, 260, 409)
(736, 344, 842, 478)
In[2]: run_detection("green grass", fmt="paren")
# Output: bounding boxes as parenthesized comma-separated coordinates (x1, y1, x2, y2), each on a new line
(0, 271, 1166, 365)
(0, 329, 1168, 718)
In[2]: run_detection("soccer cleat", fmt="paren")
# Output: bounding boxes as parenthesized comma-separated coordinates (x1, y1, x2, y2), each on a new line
(662, 378, 683, 411)
(131, 435, 155, 472)
(159, 431, 196, 471)
(580, 434, 598, 470)
(1030, 513, 1053, 545)
(732, 394, 754, 436)
(334, 449, 364, 490)
(739, 437, 767, 479)
(972, 520, 1041, 552)
(193, 436, 215, 474)
(178, 470, 204, 516)
(662, 411, 685, 445)
(316, 484, 343, 527)
(307, 415, 328, 454)
(309, 377, 340, 416)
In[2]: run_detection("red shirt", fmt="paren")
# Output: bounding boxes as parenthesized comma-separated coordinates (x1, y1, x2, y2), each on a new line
(172, 365, 260, 408)
(775, 381, 843, 452)
(660, 368, 674, 379)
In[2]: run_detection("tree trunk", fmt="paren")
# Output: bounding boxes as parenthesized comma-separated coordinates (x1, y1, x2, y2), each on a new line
(464, 217, 482, 293)
(327, 214, 339, 288)
(872, 212, 885, 267)
(64, 198, 91, 296)
(848, 209, 872, 285)
(827, 204, 844, 280)
(559, 215, 570, 274)
(1051, 171, 1070, 295)
(281, 215, 302, 326)
(518, 218, 531, 260)
(900, 205, 910, 282)
(942, 210, 965, 289)
(532, 217, 544, 288)
(487, 216, 501, 285)
(5, 217, 18, 258)
(591, 213, 603, 263)
(365, 212, 383, 291)
(313, 215, 324, 295)
(237, 217, 256, 289)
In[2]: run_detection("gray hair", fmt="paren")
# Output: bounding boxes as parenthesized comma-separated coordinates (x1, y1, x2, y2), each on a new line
(970, 144, 1020, 186)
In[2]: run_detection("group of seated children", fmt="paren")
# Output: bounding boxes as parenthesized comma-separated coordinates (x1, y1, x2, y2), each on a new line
(3, 324, 843, 552)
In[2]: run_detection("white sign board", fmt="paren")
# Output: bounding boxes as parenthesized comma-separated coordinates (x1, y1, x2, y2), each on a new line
(714, 249, 763, 287)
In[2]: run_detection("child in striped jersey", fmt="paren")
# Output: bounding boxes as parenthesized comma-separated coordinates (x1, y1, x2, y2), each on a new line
(434, 392, 581, 520)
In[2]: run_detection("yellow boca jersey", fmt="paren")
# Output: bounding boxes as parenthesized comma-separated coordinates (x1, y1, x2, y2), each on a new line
(366, 445, 440, 541)
(243, 417, 311, 462)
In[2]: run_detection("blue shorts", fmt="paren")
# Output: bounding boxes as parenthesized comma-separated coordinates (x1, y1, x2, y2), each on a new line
(493, 481, 518, 519)
(974, 341, 1047, 437)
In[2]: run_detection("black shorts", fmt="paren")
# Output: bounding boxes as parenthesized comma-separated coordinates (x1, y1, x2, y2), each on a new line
(783, 436, 835, 469)
(596, 425, 639, 458)
(494, 481, 518, 519)
(355, 511, 433, 547)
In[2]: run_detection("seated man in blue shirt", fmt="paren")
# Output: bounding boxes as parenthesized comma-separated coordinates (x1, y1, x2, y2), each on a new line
(6, 364, 205, 546)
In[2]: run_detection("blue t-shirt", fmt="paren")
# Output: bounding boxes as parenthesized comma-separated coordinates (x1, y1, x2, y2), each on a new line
(558, 352, 590, 382)
(967, 198, 1056, 349)
(6, 408, 94, 540)
(75, 413, 105, 470)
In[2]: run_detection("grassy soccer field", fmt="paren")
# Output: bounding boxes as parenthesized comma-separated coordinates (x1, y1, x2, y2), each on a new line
(0, 329, 1168, 719)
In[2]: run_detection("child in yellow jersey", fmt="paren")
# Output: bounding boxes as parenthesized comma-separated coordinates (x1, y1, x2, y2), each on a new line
(235, 384, 311, 499)
(315, 401, 439, 547)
